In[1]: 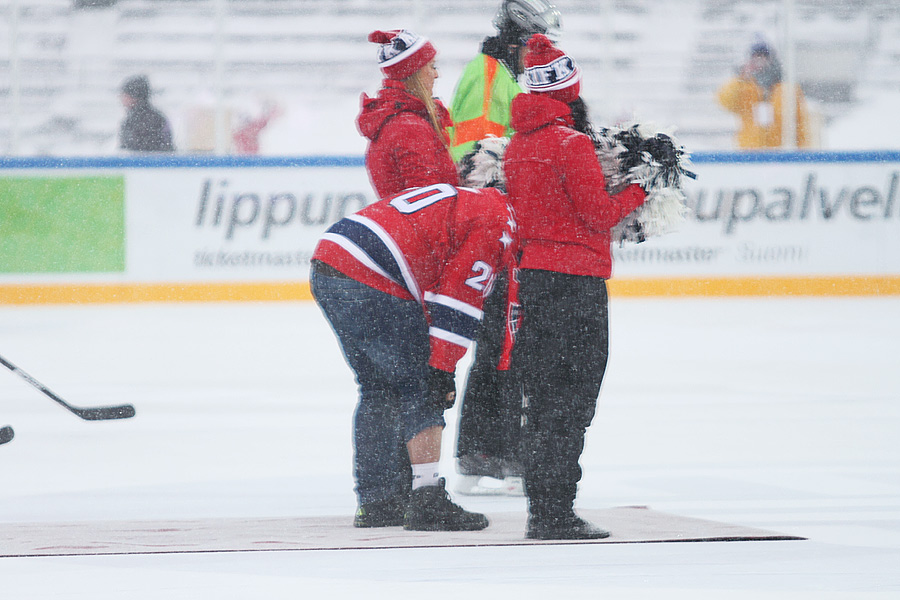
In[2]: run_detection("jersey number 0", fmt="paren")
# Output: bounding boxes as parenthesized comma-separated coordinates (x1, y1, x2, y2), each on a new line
(389, 183, 458, 214)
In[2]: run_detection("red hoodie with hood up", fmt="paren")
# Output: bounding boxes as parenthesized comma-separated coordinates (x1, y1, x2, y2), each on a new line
(356, 79, 459, 199)
(504, 93, 646, 279)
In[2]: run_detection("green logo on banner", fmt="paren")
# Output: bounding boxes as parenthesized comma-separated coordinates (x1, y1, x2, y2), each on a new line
(0, 176, 125, 273)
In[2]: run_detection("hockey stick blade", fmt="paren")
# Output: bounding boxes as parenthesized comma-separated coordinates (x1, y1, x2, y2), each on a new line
(0, 354, 136, 421)
(0, 426, 13, 445)
(72, 404, 136, 421)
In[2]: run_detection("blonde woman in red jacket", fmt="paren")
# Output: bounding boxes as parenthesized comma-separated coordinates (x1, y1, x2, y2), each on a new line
(504, 34, 647, 540)
(357, 30, 459, 200)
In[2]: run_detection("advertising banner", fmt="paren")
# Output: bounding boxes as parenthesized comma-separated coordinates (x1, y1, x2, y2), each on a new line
(0, 175, 125, 274)
(126, 166, 373, 282)
(1, 152, 898, 302)
(613, 155, 900, 279)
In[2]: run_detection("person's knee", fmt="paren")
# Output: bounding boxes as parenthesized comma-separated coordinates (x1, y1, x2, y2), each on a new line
(401, 405, 446, 444)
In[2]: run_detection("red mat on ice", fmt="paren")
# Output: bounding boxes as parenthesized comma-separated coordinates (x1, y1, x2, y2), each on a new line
(0, 506, 804, 557)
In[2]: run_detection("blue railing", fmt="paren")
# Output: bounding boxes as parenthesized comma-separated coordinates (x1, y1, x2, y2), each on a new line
(1, 150, 899, 170)
(0, 155, 366, 169)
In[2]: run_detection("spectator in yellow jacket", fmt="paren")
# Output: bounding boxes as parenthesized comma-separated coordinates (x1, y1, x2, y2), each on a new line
(717, 41, 810, 149)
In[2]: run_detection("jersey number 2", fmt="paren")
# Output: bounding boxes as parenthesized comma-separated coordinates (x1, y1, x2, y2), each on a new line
(466, 261, 493, 291)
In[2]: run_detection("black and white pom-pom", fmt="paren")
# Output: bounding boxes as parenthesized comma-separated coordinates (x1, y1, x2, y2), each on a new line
(458, 128, 693, 246)
(458, 136, 510, 192)
(594, 123, 695, 245)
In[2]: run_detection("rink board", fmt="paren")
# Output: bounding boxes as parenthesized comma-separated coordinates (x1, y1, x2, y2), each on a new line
(0, 506, 803, 557)
(3, 152, 900, 303)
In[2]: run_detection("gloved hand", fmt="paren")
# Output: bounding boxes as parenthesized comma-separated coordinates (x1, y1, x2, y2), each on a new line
(428, 367, 456, 410)
(639, 134, 678, 168)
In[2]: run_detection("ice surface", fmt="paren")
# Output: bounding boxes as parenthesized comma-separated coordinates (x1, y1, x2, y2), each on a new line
(0, 296, 898, 598)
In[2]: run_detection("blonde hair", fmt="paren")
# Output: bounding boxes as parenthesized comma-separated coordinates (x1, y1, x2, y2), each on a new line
(404, 66, 447, 145)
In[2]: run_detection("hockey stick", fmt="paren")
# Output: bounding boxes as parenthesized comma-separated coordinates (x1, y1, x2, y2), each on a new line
(0, 354, 136, 421)
(0, 425, 13, 445)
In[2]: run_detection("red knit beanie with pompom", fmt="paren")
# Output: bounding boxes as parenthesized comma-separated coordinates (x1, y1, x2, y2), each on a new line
(368, 29, 437, 80)
(523, 33, 581, 104)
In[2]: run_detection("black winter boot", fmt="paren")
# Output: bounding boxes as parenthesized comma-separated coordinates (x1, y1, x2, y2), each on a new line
(404, 478, 490, 531)
(526, 512, 610, 540)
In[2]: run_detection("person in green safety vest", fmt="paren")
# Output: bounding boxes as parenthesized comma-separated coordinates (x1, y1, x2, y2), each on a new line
(448, 0, 563, 498)
(448, 0, 562, 163)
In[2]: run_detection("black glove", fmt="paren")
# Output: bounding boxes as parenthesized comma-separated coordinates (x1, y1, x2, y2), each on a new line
(428, 367, 456, 410)
(639, 134, 678, 168)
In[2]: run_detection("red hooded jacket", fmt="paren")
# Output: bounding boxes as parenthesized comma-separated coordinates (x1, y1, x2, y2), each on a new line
(356, 80, 459, 199)
(504, 93, 646, 278)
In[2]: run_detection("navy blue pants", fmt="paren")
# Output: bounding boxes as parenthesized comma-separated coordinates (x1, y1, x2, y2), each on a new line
(310, 264, 446, 505)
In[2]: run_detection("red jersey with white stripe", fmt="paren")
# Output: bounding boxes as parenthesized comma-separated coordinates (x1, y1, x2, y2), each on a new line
(312, 184, 517, 373)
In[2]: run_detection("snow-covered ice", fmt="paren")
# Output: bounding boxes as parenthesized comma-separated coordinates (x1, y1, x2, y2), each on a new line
(1, 296, 898, 598)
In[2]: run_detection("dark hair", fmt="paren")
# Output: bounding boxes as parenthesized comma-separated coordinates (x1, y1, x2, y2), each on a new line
(481, 35, 524, 77)
(568, 97, 599, 140)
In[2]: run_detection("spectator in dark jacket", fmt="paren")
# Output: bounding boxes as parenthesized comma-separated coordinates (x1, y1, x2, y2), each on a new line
(119, 75, 175, 153)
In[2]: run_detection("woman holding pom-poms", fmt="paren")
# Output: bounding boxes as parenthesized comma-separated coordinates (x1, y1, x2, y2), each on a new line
(504, 33, 648, 540)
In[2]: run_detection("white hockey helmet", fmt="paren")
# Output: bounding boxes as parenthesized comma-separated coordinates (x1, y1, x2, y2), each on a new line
(493, 0, 562, 43)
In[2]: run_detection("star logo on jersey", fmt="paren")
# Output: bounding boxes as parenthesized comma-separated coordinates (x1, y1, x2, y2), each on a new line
(499, 230, 513, 248)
